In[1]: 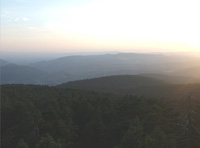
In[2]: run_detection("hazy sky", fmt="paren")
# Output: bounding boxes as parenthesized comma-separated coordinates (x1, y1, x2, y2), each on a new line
(1, 0, 200, 53)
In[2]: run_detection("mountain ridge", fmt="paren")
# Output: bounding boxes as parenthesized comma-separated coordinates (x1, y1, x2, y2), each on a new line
(1, 53, 200, 85)
(58, 75, 200, 98)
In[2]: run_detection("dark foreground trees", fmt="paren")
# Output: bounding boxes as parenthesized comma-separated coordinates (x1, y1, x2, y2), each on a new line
(1, 85, 200, 148)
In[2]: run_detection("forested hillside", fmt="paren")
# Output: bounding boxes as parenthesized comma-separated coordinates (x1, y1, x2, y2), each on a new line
(59, 75, 200, 98)
(1, 84, 200, 148)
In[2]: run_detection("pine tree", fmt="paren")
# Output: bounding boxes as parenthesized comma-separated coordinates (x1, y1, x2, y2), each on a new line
(121, 117, 144, 148)
(177, 95, 200, 148)
(36, 134, 62, 148)
(144, 127, 176, 148)
(16, 138, 29, 148)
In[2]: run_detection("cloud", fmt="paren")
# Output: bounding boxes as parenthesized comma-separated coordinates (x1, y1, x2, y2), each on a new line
(1, 10, 14, 20)
(13, 17, 29, 22)
(23, 17, 29, 21)
(14, 18, 20, 21)
(1, 14, 13, 19)
(26, 26, 43, 32)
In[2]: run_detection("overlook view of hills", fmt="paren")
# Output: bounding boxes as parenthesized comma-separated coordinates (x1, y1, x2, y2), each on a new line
(1, 53, 200, 85)
(1, 52, 200, 148)
(2, 0, 200, 147)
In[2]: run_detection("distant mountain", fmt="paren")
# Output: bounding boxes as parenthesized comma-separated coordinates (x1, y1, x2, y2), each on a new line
(0, 59, 10, 66)
(0, 64, 75, 85)
(0, 64, 47, 84)
(139, 73, 200, 84)
(29, 53, 200, 84)
(58, 75, 200, 98)
(58, 75, 167, 89)
(30, 53, 200, 73)
(174, 66, 200, 79)
(1, 53, 200, 85)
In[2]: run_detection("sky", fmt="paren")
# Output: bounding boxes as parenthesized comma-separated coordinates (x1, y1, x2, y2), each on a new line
(1, 0, 200, 53)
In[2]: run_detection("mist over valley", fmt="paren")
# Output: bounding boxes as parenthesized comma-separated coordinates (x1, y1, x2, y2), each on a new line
(1, 52, 200, 85)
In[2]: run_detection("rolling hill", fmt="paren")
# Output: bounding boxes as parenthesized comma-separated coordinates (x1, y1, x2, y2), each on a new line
(0, 64, 47, 84)
(0, 59, 10, 66)
(139, 73, 200, 84)
(30, 53, 200, 84)
(58, 75, 200, 98)
(1, 53, 200, 85)
(174, 66, 200, 79)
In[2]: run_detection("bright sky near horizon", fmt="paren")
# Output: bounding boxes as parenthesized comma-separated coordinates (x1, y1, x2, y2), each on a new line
(1, 0, 200, 53)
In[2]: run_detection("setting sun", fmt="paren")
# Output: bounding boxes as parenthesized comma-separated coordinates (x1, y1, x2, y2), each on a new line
(1, 1, 200, 147)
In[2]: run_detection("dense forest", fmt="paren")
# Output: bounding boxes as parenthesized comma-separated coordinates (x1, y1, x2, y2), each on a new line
(1, 84, 200, 148)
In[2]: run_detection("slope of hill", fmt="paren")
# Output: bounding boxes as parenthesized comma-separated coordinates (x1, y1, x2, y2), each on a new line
(139, 73, 200, 84)
(30, 54, 199, 73)
(174, 66, 200, 79)
(58, 75, 200, 98)
(30, 53, 200, 84)
(0, 64, 47, 84)
(1, 53, 200, 85)
(0, 59, 10, 66)
(58, 75, 166, 88)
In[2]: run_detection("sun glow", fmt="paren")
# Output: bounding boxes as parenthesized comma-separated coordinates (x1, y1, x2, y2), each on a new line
(1, 0, 200, 52)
